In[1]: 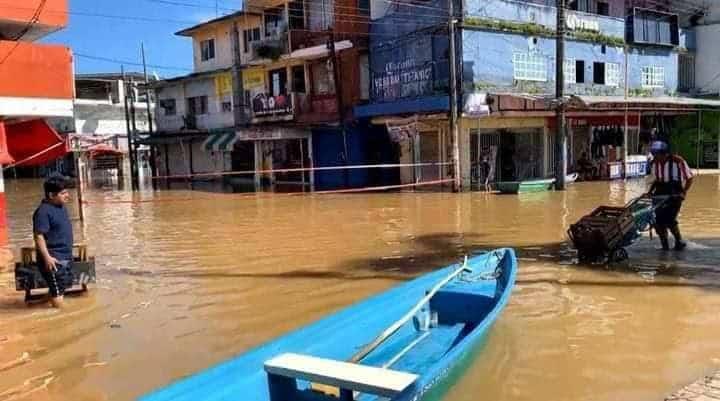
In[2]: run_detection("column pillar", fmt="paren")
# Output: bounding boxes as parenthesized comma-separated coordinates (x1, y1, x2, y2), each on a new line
(0, 121, 15, 269)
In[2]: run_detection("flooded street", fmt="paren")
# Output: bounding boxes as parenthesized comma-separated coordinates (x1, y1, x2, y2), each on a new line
(1, 176, 720, 401)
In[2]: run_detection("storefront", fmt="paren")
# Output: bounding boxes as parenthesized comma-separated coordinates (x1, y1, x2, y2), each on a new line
(461, 116, 550, 190)
(236, 126, 313, 192)
(557, 114, 643, 180)
(376, 115, 452, 189)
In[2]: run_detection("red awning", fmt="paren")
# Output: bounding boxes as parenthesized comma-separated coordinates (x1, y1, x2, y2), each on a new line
(5, 119, 68, 167)
(87, 143, 123, 159)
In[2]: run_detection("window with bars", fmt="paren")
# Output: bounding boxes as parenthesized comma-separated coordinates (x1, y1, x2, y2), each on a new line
(513, 52, 547, 82)
(564, 59, 576, 84)
(642, 66, 665, 88)
(605, 62, 620, 87)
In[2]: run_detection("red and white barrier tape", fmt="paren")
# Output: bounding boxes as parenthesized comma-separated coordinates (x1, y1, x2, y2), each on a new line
(2, 141, 67, 170)
(152, 162, 453, 181)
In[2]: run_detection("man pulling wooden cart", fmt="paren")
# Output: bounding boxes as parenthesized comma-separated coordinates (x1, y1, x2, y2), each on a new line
(14, 177, 95, 307)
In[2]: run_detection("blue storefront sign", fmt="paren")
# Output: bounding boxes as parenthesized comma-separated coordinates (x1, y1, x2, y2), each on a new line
(356, 0, 455, 117)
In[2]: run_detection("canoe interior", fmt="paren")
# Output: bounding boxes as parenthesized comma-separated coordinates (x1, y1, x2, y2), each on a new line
(496, 179, 555, 194)
(140, 249, 516, 401)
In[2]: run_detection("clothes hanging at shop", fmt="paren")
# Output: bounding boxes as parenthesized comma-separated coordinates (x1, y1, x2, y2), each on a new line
(591, 125, 625, 159)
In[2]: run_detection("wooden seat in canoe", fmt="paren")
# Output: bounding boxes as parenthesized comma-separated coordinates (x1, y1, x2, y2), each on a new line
(264, 353, 418, 401)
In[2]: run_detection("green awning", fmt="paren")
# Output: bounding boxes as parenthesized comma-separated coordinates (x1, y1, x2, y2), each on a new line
(203, 131, 238, 152)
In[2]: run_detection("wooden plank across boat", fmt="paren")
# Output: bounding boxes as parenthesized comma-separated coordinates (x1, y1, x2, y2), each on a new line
(140, 248, 517, 401)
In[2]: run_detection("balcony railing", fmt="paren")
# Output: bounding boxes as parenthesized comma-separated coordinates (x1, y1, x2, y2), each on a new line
(250, 32, 290, 62)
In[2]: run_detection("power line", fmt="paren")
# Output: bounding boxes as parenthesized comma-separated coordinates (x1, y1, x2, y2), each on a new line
(0, 0, 48, 66)
(75, 53, 192, 72)
(0, 3, 446, 34)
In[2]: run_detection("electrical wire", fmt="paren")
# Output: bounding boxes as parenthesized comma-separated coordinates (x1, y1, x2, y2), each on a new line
(0, 0, 48, 66)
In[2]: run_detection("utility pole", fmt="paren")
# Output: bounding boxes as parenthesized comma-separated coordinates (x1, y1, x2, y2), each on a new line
(129, 77, 139, 190)
(329, 28, 349, 187)
(449, 0, 461, 192)
(554, 0, 567, 190)
(232, 21, 247, 127)
(121, 66, 136, 191)
(141, 43, 157, 185)
(623, 44, 629, 178)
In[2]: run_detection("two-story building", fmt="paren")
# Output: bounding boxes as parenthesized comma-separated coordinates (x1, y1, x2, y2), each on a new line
(148, 0, 380, 192)
(358, 0, 720, 191)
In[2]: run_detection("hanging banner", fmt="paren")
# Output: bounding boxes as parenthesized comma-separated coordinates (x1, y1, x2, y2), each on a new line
(242, 68, 266, 91)
(215, 73, 233, 97)
(386, 116, 419, 143)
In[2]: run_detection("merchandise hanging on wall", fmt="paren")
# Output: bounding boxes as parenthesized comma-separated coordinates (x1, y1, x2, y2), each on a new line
(386, 115, 419, 143)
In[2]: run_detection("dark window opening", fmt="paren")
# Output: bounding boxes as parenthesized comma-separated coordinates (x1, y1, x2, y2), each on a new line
(576, 60, 585, 83)
(187, 96, 208, 115)
(359, 0, 370, 16)
(597, 2, 610, 16)
(243, 28, 261, 53)
(568, 0, 588, 12)
(269, 68, 288, 96)
(160, 99, 176, 116)
(265, 7, 285, 37)
(601, 45, 606, 54)
(291, 65, 306, 93)
(289, 1, 305, 29)
(593, 62, 606, 85)
(201, 39, 215, 61)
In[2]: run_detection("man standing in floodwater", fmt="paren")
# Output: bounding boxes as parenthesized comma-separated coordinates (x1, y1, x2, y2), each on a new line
(33, 177, 74, 308)
(647, 141, 694, 251)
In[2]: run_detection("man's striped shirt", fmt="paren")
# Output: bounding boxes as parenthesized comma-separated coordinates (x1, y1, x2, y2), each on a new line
(652, 155, 693, 185)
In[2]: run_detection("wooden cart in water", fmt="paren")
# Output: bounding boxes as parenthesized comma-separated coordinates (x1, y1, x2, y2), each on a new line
(14, 244, 96, 303)
(568, 196, 657, 263)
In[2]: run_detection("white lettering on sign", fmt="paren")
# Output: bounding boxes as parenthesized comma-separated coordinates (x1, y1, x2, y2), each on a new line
(374, 58, 434, 100)
(566, 14, 600, 32)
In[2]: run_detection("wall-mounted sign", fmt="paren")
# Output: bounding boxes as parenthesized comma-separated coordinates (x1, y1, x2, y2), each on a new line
(373, 58, 433, 101)
(243, 68, 266, 90)
(237, 127, 308, 141)
(566, 14, 600, 32)
(215, 73, 233, 97)
(252, 93, 293, 116)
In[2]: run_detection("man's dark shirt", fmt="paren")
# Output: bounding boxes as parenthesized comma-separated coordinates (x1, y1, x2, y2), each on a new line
(33, 200, 73, 261)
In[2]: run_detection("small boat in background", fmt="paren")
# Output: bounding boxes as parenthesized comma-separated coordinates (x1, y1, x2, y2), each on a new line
(140, 249, 517, 401)
(496, 178, 556, 194)
(496, 173, 578, 194)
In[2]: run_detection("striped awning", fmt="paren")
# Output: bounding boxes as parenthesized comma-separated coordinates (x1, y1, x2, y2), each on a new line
(203, 131, 238, 152)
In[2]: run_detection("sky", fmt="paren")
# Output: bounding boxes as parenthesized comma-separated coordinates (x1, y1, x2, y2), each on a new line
(42, 0, 242, 78)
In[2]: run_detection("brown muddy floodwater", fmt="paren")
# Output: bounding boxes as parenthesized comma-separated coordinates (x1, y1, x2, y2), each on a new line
(1, 176, 720, 401)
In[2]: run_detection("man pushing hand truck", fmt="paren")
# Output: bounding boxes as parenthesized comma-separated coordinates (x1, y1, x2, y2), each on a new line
(646, 140, 694, 252)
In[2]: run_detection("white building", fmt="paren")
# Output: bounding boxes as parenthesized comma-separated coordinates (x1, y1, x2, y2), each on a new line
(46, 73, 155, 180)
(693, 2, 720, 95)
(151, 69, 238, 182)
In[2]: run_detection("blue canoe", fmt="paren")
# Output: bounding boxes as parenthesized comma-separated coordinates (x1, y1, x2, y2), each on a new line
(141, 248, 517, 401)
